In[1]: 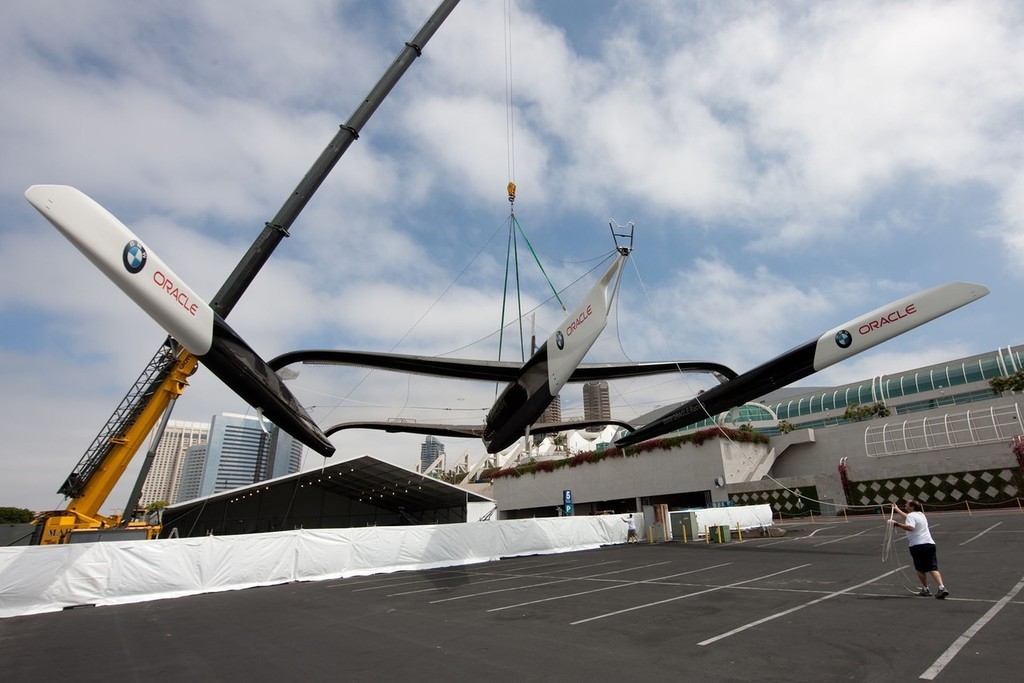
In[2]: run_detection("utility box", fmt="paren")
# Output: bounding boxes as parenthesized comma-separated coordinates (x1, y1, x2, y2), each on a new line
(709, 524, 732, 543)
(669, 511, 699, 541)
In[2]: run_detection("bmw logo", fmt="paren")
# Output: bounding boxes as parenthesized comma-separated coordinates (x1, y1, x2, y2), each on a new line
(556, 331, 565, 350)
(123, 240, 147, 274)
(835, 330, 853, 349)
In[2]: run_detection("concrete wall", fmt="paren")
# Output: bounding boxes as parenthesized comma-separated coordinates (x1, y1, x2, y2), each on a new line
(493, 439, 767, 513)
(770, 402, 1020, 482)
(494, 395, 1023, 517)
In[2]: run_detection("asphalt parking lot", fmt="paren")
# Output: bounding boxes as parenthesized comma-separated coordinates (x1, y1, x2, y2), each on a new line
(3, 509, 1023, 682)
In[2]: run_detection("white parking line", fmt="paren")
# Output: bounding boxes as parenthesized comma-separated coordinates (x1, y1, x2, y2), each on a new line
(373, 560, 618, 595)
(697, 568, 900, 646)
(959, 522, 1001, 546)
(427, 561, 672, 603)
(343, 559, 577, 591)
(488, 562, 733, 613)
(919, 574, 1024, 680)
(814, 528, 874, 546)
(570, 564, 811, 626)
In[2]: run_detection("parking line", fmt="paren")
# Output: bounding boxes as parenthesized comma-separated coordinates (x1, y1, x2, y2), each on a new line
(697, 568, 900, 646)
(959, 522, 1001, 546)
(919, 574, 1024, 680)
(427, 561, 671, 603)
(570, 564, 811, 626)
(814, 528, 874, 546)
(488, 562, 733, 613)
(378, 561, 620, 596)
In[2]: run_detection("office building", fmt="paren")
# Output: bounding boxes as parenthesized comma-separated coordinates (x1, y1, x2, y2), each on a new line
(583, 380, 611, 422)
(138, 419, 210, 507)
(174, 413, 303, 501)
(540, 394, 562, 424)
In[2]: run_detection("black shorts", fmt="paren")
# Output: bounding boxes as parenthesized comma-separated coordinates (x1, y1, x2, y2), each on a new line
(909, 543, 938, 572)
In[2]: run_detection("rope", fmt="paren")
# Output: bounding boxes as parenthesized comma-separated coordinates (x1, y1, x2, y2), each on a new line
(504, 0, 516, 186)
(882, 506, 924, 593)
(624, 252, 903, 521)
(442, 253, 613, 356)
(512, 214, 566, 311)
(513, 223, 525, 361)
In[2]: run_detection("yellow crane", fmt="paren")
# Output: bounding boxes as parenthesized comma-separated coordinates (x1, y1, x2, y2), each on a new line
(31, 0, 462, 544)
(34, 344, 196, 544)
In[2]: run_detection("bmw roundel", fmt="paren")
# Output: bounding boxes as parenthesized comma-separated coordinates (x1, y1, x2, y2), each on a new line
(123, 240, 147, 274)
(835, 329, 853, 349)
(556, 330, 565, 350)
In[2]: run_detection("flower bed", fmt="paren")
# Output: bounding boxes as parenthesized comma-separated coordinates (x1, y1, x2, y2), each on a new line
(488, 427, 769, 480)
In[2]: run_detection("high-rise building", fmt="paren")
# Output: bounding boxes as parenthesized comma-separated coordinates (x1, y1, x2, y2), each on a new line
(138, 419, 210, 507)
(174, 413, 303, 501)
(583, 380, 612, 423)
(540, 393, 562, 424)
(419, 435, 445, 473)
(176, 443, 209, 503)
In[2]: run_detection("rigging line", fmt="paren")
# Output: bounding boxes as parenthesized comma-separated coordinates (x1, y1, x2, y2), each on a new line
(626, 255, 839, 509)
(625, 255, 862, 512)
(513, 220, 526, 362)
(626, 255, 708, 417)
(612, 267, 636, 363)
(395, 373, 414, 421)
(497, 217, 515, 365)
(315, 218, 510, 427)
(512, 214, 566, 311)
(504, 0, 516, 184)
(600, 276, 648, 421)
(882, 506, 920, 593)
(441, 252, 615, 356)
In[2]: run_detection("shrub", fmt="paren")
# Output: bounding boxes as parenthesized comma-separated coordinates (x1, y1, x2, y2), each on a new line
(489, 426, 768, 479)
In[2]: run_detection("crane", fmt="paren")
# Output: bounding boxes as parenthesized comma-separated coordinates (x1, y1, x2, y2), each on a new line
(31, 0, 462, 544)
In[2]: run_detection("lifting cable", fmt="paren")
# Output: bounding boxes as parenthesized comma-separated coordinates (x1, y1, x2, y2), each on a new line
(504, 0, 516, 190)
(496, 0, 522, 365)
(495, 1, 566, 366)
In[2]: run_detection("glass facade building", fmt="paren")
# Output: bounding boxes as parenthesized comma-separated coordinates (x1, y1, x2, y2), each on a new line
(674, 344, 1023, 436)
(174, 413, 303, 502)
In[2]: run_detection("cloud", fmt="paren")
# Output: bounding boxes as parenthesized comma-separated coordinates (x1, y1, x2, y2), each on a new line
(1, 0, 1020, 513)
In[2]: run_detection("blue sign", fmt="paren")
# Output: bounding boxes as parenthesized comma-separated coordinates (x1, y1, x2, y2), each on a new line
(563, 489, 573, 516)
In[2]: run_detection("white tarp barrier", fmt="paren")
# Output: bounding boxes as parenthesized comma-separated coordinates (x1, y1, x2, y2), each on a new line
(0, 515, 627, 619)
(692, 505, 773, 534)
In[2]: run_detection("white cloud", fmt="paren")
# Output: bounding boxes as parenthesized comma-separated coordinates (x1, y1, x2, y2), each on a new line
(1, 0, 1020, 512)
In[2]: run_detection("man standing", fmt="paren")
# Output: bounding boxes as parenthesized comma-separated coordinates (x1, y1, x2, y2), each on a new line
(623, 514, 638, 544)
(891, 500, 949, 599)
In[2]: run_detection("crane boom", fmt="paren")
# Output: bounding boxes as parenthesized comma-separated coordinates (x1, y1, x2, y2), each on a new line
(35, 0, 462, 544)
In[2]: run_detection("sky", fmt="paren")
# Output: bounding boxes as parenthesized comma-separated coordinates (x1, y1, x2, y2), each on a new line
(1, 0, 1022, 514)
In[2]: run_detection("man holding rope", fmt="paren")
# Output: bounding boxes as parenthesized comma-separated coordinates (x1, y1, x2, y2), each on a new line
(891, 500, 949, 599)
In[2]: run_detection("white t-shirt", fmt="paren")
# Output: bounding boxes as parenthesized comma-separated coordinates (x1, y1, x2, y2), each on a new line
(904, 511, 934, 546)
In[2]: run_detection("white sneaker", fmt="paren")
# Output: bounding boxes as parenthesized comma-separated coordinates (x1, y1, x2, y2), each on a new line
(917, 587, 931, 596)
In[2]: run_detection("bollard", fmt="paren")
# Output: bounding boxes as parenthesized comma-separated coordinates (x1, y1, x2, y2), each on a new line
(842, 508, 848, 522)
(966, 502, 972, 516)
(705, 526, 711, 545)
(735, 522, 742, 541)
(682, 526, 688, 543)
(1018, 497, 1022, 513)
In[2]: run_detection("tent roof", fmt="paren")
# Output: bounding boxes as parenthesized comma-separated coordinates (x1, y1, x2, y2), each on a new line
(167, 454, 492, 515)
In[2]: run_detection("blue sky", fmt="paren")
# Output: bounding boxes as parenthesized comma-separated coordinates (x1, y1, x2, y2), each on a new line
(1, 0, 1022, 512)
